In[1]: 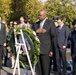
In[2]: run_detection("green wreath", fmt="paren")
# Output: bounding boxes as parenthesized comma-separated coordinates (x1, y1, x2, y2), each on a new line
(7, 27, 40, 68)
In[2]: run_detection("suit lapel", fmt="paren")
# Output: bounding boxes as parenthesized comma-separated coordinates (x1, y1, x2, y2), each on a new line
(60, 24, 65, 31)
(42, 19, 48, 29)
(38, 19, 48, 29)
(38, 21, 40, 28)
(35, 21, 40, 30)
(57, 25, 65, 34)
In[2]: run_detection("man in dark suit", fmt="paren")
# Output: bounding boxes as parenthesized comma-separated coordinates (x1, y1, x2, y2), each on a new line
(0, 16, 6, 70)
(69, 19, 76, 75)
(56, 17, 69, 74)
(32, 10, 60, 75)
(52, 17, 58, 72)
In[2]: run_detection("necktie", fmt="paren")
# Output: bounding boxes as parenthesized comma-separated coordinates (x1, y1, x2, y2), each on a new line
(40, 21, 43, 28)
(58, 26, 61, 33)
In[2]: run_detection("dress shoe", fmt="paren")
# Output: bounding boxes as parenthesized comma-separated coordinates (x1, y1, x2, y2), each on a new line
(56, 72, 61, 75)
(62, 71, 67, 75)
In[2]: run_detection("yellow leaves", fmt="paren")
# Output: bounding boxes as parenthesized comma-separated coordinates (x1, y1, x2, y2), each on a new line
(0, 0, 75, 29)
(0, 0, 12, 21)
(25, 0, 44, 22)
(44, 0, 76, 29)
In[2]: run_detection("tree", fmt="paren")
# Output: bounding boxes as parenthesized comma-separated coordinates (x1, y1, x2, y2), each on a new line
(44, 0, 76, 28)
(10, 0, 29, 21)
(0, 0, 12, 22)
(0, 0, 44, 23)
(25, 0, 44, 23)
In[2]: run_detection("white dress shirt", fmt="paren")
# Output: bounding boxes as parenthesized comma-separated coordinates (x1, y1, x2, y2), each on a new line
(59, 23, 64, 30)
(40, 17, 48, 28)
(0, 23, 1, 30)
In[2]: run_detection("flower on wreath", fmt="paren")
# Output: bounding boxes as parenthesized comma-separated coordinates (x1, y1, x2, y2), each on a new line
(32, 31, 40, 43)
(19, 50, 26, 55)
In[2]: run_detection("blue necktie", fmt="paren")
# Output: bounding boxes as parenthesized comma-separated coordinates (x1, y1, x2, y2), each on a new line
(40, 21, 43, 28)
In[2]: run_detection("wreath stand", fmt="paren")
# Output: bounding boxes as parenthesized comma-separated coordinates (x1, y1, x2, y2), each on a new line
(13, 29, 35, 75)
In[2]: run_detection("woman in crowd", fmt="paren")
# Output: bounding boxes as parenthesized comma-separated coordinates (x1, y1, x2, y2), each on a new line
(10, 21, 18, 69)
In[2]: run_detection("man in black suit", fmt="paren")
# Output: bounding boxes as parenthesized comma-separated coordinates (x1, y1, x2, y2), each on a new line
(33, 10, 60, 75)
(0, 16, 6, 70)
(56, 17, 69, 74)
(70, 19, 76, 75)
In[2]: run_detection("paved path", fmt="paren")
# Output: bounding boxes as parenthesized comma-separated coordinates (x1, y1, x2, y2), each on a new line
(0, 49, 73, 75)
(0, 67, 72, 75)
(0, 57, 54, 75)
(1, 67, 24, 75)
(1, 67, 54, 75)
(0, 62, 72, 75)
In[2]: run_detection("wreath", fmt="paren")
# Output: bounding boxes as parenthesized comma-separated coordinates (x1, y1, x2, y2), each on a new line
(7, 27, 40, 68)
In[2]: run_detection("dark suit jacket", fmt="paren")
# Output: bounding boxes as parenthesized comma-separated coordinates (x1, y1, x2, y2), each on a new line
(56, 25, 69, 49)
(33, 19, 57, 54)
(0, 23, 6, 45)
(0, 23, 6, 56)
(70, 30, 76, 60)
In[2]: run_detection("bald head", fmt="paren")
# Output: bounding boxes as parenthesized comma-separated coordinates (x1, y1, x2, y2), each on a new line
(38, 10, 47, 21)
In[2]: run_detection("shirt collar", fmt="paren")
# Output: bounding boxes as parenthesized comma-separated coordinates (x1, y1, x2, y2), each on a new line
(40, 17, 48, 28)
(41, 17, 48, 23)
(60, 23, 64, 28)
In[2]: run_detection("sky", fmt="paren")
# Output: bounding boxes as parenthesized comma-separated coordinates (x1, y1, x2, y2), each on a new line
(41, 0, 47, 3)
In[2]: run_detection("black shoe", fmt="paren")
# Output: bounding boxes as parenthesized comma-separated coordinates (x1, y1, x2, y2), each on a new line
(62, 71, 67, 75)
(72, 71, 76, 75)
(4, 64, 7, 67)
(53, 68, 57, 72)
(56, 72, 61, 75)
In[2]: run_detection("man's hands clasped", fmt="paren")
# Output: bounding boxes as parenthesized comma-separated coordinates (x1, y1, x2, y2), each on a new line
(36, 28, 46, 33)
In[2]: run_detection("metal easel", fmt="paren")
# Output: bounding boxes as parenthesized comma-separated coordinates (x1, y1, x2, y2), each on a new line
(13, 29, 35, 75)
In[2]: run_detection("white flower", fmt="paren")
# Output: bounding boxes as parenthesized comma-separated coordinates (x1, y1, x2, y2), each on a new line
(33, 31, 36, 36)
(33, 31, 40, 43)
(36, 36, 40, 43)
(19, 50, 23, 54)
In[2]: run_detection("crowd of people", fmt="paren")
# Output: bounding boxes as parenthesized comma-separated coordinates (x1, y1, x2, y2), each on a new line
(0, 16, 31, 69)
(0, 9, 76, 75)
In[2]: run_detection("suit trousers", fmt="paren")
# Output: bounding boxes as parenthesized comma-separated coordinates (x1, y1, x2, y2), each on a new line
(52, 52, 57, 71)
(54, 49, 61, 73)
(0, 45, 3, 69)
(59, 48, 67, 72)
(72, 56, 76, 72)
(35, 54, 51, 75)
